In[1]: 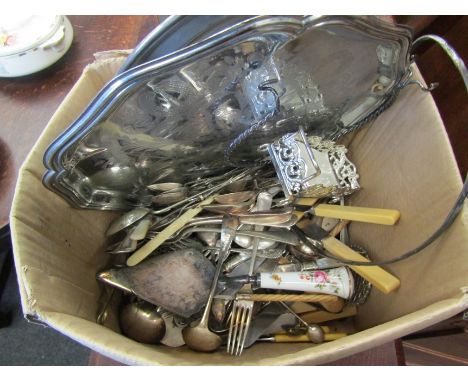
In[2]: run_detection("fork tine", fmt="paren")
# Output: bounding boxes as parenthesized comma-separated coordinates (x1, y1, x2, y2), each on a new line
(226, 300, 254, 356)
(234, 306, 247, 356)
(227, 308, 235, 353)
(228, 304, 241, 354)
(236, 306, 252, 356)
(232, 305, 244, 354)
(240, 306, 253, 355)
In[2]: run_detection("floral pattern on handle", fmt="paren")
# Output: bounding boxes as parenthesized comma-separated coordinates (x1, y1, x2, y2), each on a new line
(262, 267, 354, 299)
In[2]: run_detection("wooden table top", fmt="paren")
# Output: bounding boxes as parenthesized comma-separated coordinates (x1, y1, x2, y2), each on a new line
(0, 16, 161, 228)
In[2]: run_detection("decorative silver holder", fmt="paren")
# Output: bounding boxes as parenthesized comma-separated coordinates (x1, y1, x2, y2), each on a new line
(268, 129, 360, 198)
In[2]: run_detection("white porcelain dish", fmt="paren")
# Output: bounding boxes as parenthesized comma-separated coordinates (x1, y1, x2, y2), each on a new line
(0, 15, 73, 77)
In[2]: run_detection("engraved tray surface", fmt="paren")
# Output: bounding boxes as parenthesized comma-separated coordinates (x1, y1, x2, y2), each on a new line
(43, 16, 412, 210)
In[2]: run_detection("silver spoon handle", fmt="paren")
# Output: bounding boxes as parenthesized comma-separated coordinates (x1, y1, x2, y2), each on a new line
(248, 191, 273, 276)
(278, 301, 310, 328)
(199, 216, 239, 327)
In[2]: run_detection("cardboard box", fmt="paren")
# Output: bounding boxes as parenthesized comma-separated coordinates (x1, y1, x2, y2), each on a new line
(10, 55, 468, 365)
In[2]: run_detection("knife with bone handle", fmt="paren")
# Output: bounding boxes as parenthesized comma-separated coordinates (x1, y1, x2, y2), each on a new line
(298, 224, 401, 294)
(293, 199, 400, 226)
(256, 332, 348, 343)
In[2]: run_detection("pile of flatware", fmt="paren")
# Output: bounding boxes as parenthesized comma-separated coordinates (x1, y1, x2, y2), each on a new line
(41, 16, 467, 357)
(96, 129, 402, 356)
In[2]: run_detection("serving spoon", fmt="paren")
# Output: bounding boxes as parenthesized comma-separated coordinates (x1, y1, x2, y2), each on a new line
(182, 215, 240, 352)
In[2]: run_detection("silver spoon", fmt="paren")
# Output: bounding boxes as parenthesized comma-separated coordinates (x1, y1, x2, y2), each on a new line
(129, 217, 152, 241)
(182, 215, 240, 352)
(168, 227, 300, 246)
(106, 226, 138, 254)
(213, 191, 256, 205)
(147, 182, 183, 192)
(119, 301, 166, 344)
(152, 188, 188, 205)
(278, 302, 324, 343)
(151, 168, 255, 215)
(106, 207, 150, 236)
(225, 176, 251, 193)
(150, 212, 296, 242)
(202, 200, 254, 214)
(197, 226, 220, 247)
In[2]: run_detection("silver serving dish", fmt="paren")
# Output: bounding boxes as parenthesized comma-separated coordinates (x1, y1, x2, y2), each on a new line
(118, 16, 254, 73)
(43, 15, 412, 210)
(43, 16, 256, 209)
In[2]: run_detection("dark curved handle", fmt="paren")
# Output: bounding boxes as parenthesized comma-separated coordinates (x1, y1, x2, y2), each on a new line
(412, 34, 468, 92)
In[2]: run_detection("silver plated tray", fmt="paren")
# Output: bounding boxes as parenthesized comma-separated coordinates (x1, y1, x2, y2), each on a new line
(43, 16, 257, 208)
(43, 15, 412, 210)
(44, 16, 255, 209)
(118, 16, 255, 74)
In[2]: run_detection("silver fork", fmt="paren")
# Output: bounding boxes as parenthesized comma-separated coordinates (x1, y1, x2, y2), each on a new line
(227, 191, 273, 356)
(227, 295, 255, 355)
